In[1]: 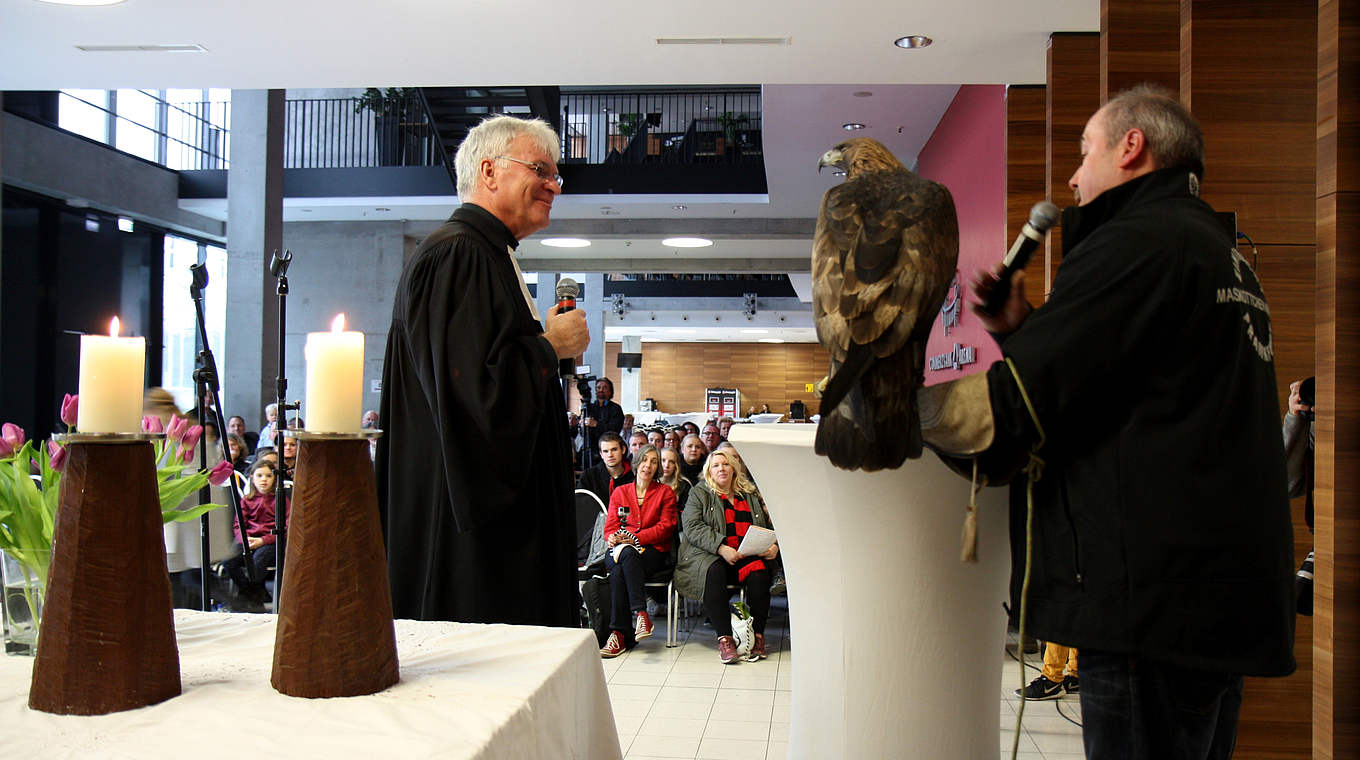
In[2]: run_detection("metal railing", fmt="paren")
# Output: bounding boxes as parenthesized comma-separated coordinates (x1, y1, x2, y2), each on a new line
(55, 91, 230, 170)
(559, 89, 762, 165)
(283, 94, 442, 169)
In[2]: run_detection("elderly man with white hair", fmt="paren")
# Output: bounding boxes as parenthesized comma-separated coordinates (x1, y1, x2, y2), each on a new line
(376, 115, 589, 625)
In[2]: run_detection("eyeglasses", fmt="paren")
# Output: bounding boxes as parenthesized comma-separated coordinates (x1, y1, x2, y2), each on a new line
(495, 156, 564, 188)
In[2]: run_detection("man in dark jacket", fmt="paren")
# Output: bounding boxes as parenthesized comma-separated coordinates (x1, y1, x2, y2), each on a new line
(376, 115, 589, 626)
(925, 85, 1295, 758)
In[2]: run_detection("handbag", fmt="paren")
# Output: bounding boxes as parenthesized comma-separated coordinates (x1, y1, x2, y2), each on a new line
(729, 601, 755, 658)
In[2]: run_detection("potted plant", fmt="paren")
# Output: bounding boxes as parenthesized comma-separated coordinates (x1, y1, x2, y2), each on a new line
(356, 87, 418, 166)
(717, 112, 750, 159)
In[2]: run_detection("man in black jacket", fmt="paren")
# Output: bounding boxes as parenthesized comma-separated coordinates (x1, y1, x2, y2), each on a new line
(577, 432, 634, 507)
(580, 378, 624, 469)
(926, 85, 1295, 759)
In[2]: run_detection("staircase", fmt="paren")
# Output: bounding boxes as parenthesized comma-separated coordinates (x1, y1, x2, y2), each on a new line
(419, 86, 561, 164)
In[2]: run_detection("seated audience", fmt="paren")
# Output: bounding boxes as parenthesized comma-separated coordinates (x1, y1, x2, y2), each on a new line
(628, 430, 648, 458)
(253, 446, 279, 468)
(680, 433, 708, 484)
(620, 413, 635, 444)
(281, 435, 298, 476)
(222, 460, 278, 612)
(683, 421, 701, 437)
(718, 416, 735, 440)
(258, 403, 280, 450)
(663, 428, 682, 454)
(226, 433, 250, 474)
(578, 432, 635, 505)
(658, 447, 692, 510)
(647, 428, 665, 450)
(676, 446, 778, 664)
(701, 423, 723, 453)
(227, 415, 259, 452)
(361, 410, 379, 429)
(600, 445, 679, 657)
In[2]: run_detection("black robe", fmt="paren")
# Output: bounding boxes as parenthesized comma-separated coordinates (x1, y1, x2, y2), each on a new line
(375, 203, 577, 626)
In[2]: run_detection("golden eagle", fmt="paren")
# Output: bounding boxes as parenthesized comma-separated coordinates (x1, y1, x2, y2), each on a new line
(813, 137, 959, 471)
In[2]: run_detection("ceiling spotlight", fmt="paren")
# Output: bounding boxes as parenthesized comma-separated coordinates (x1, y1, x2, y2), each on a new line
(540, 237, 591, 248)
(672, 205, 687, 211)
(842, 122, 866, 131)
(662, 237, 713, 248)
(894, 35, 933, 49)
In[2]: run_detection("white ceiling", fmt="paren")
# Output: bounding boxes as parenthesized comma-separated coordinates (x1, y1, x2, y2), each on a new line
(3, 0, 1098, 342)
(2, 1, 1097, 90)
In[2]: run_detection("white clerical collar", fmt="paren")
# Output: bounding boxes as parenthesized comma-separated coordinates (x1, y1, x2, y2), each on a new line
(506, 244, 540, 321)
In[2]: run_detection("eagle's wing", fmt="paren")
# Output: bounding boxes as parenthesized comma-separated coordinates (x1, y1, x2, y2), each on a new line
(813, 171, 959, 363)
(812, 170, 959, 470)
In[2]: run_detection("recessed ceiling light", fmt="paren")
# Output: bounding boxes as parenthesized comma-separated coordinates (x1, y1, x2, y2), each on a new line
(893, 35, 932, 49)
(540, 237, 591, 248)
(759, 338, 785, 344)
(76, 43, 207, 52)
(741, 329, 769, 334)
(374, 207, 390, 212)
(832, 170, 847, 177)
(39, 0, 126, 5)
(842, 122, 866, 131)
(673, 205, 687, 211)
(852, 91, 873, 98)
(661, 237, 713, 248)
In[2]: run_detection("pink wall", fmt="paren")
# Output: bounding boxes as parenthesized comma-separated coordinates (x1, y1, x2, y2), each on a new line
(914, 85, 1006, 384)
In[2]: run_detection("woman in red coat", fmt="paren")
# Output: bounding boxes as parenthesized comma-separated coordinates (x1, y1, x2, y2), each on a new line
(600, 444, 678, 657)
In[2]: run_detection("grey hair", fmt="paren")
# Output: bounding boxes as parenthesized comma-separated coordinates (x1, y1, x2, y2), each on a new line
(1100, 84, 1205, 178)
(632, 444, 660, 473)
(454, 115, 561, 199)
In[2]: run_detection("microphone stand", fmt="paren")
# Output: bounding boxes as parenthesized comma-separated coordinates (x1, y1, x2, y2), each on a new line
(188, 263, 254, 611)
(270, 250, 295, 602)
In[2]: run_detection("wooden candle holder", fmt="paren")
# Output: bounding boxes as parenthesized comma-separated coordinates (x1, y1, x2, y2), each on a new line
(271, 433, 399, 698)
(29, 437, 181, 715)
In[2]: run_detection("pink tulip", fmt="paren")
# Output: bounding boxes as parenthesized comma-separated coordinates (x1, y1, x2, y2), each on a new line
(47, 440, 67, 472)
(60, 393, 79, 427)
(142, 415, 165, 434)
(207, 459, 234, 487)
(166, 416, 188, 443)
(1, 423, 25, 457)
(178, 425, 204, 463)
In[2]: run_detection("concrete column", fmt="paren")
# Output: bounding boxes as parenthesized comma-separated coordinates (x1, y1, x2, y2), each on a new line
(583, 272, 606, 384)
(223, 90, 284, 428)
(534, 270, 559, 326)
(619, 335, 642, 413)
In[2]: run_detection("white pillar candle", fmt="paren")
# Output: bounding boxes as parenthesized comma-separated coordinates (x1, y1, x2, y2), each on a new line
(305, 313, 364, 433)
(76, 316, 146, 433)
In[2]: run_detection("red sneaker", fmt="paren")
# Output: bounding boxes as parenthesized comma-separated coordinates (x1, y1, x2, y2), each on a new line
(718, 635, 739, 664)
(746, 633, 767, 662)
(634, 610, 654, 641)
(600, 631, 625, 658)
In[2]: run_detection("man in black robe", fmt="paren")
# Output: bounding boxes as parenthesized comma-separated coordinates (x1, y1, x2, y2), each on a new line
(376, 115, 589, 625)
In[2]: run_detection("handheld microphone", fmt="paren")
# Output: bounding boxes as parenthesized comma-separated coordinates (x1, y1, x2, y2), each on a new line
(556, 278, 580, 377)
(980, 201, 1061, 315)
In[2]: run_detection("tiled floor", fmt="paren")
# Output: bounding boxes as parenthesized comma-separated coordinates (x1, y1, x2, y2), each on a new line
(600, 597, 1086, 760)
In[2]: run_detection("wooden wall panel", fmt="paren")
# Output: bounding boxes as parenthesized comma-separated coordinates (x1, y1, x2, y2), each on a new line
(1101, 0, 1181, 100)
(1006, 85, 1051, 300)
(1046, 33, 1101, 293)
(1314, 2, 1360, 757)
(603, 342, 830, 417)
(1180, 2, 1318, 757)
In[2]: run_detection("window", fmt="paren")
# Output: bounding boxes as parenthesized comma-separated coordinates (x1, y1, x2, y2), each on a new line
(161, 236, 227, 412)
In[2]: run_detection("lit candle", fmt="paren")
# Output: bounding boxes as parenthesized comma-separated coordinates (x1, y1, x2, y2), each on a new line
(76, 317, 146, 433)
(305, 313, 364, 433)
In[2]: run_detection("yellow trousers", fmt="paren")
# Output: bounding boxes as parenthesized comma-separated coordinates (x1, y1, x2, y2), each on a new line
(1041, 642, 1078, 682)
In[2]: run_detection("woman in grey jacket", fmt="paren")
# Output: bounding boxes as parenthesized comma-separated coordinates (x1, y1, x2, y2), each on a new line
(675, 444, 779, 663)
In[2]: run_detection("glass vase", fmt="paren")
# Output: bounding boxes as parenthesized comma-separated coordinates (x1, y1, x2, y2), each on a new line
(2, 550, 46, 656)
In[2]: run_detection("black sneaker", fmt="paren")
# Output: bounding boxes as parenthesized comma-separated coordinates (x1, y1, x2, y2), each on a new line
(1063, 675, 1079, 695)
(1015, 675, 1065, 701)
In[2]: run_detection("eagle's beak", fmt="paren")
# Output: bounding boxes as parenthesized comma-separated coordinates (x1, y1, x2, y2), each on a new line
(818, 148, 845, 173)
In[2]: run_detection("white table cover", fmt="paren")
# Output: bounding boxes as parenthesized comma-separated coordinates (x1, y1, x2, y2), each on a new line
(728, 423, 1011, 760)
(0, 610, 621, 760)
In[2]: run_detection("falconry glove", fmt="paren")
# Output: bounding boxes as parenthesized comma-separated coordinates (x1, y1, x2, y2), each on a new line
(918, 372, 994, 456)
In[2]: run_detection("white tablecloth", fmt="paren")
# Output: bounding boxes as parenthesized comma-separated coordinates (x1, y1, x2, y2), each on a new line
(0, 610, 621, 760)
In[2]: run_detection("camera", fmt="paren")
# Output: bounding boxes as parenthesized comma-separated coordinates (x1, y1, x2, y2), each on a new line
(1300, 376, 1316, 421)
(576, 375, 598, 404)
